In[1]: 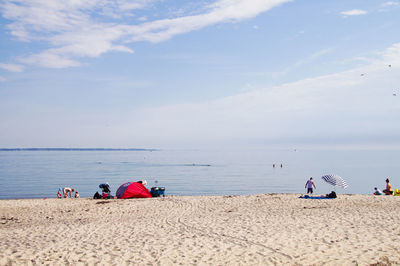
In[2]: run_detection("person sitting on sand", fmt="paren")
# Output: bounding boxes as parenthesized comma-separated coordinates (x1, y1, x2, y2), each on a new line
(57, 188, 62, 198)
(374, 187, 382, 195)
(63, 187, 75, 198)
(325, 191, 336, 198)
(99, 183, 111, 193)
(75, 191, 80, 198)
(383, 179, 393, 195)
(305, 177, 316, 194)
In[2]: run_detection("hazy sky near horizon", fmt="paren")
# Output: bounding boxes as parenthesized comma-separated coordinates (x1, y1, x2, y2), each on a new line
(0, 0, 399, 149)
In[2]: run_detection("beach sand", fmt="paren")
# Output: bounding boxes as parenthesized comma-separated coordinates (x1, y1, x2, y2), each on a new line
(1, 194, 400, 265)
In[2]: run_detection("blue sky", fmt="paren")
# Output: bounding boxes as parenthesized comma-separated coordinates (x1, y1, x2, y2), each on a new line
(0, 0, 399, 149)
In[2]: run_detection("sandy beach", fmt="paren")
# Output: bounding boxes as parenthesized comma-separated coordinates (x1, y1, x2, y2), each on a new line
(1, 194, 400, 265)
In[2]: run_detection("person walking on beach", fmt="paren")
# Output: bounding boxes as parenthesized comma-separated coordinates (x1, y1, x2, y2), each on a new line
(305, 177, 316, 194)
(383, 178, 393, 195)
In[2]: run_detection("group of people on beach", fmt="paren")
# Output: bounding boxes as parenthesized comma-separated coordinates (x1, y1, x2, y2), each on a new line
(303, 177, 337, 198)
(56, 178, 394, 198)
(374, 179, 394, 195)
(305, 177, 396, 196)
(57, 180, 150, 199)
(57, 187, 79, 198)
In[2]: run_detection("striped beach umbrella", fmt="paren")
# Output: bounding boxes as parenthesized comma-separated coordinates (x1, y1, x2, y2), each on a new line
(321, 174, 348, 189)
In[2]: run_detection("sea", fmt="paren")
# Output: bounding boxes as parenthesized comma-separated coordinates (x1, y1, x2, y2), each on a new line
(0, 148, 399, 199)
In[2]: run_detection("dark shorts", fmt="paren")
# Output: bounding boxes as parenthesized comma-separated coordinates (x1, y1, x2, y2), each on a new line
(383, 189, 393, 195)
(307, 188, 313, 194)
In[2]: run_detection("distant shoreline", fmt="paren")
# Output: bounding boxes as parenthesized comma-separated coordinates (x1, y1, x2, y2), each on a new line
(0, 148, 158, 151)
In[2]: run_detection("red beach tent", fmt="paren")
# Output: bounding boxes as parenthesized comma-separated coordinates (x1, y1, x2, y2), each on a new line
(116, 182, 151, 199)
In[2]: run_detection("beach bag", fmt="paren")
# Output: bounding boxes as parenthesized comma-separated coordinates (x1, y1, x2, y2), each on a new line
(327, 191, 337, 198)
(150, 187, 165, 197)
(93, 192, 101, 199)
(102, 193, 109, 199)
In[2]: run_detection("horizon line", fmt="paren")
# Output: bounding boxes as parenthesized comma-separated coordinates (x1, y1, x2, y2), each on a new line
(0, 148, 158, 151)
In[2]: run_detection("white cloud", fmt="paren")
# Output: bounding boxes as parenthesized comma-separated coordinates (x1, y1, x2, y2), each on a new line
(378, 1, 400, 12)
(282, 48, 334, 73)
(19, 52, 81, 68)
(0, 0, 290, 69)
(122, 43, 400, 145)
(340, 9, 368, 16)
(0, 63, 24, 72)
(243, 48, 334, 79)
(1, 43, 399, 148)
(126, 0, 291, 43)
(381, 1, 400, 7)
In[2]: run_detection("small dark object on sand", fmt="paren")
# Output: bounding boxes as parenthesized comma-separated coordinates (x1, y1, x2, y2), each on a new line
(96, 201, 111, 205)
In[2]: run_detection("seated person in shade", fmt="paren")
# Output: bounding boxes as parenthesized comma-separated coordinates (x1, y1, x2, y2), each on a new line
(300, 191, 336, 199)
(382, 179, 393, 195)
(324, 191, 336, 198)
(373, 187, 382, 195)
(99, 183, 111, 193)
(99, 183, 112, 199)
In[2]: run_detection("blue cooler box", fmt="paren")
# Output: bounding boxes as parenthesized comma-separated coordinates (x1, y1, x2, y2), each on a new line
(150, 187, 165, 197)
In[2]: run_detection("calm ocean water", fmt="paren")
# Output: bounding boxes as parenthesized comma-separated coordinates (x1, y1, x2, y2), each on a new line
(0, 149, 399, 199)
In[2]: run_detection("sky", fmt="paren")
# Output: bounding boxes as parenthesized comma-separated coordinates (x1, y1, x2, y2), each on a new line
(0, 0, 399, 149)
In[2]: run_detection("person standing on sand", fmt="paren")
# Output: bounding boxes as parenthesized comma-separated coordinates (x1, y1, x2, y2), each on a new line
(63, 187, 75, 198)
(305, 177, 316, 194)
